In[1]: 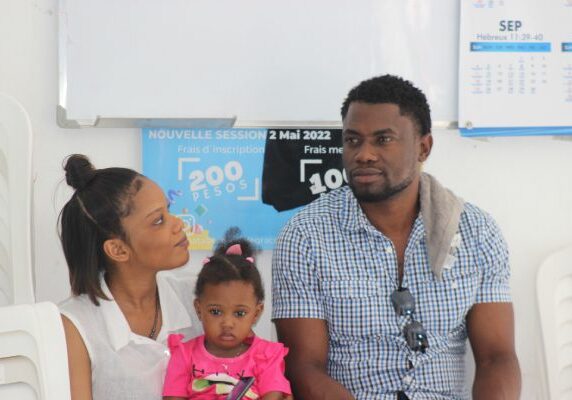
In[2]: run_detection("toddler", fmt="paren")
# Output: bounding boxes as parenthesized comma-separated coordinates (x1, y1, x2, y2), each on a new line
(163, 229, 292, 400)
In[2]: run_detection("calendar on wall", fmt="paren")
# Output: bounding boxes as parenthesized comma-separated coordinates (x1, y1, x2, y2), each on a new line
(459, 0, 572, 136)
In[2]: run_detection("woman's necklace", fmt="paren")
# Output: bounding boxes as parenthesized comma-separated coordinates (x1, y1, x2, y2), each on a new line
(148, 289, 160, 339)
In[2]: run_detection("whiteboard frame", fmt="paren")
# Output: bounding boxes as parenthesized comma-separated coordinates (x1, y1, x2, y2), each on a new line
(57, 0, 459, 130)
(57, 3, 236, 129)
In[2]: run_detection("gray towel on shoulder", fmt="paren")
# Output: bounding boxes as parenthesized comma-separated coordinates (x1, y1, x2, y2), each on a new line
(419, 173, 465, 280)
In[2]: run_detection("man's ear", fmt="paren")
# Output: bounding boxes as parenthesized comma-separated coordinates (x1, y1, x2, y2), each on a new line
(103, 238, 130, 264)
(418, 133, 433, 163)
(194, 298, 202, 321)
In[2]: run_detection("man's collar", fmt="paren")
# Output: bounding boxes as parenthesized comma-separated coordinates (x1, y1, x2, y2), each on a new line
(340, 186, 370, 233)
(340, 173, 465, 279)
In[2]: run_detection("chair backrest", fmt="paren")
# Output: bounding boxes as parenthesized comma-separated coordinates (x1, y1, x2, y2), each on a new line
(0, 92, 34, 306)
(537, 245, 572, 400)
(0, 302, 71, 400)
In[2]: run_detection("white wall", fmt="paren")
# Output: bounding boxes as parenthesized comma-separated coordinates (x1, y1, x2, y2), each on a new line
(2, 1, 571, 398)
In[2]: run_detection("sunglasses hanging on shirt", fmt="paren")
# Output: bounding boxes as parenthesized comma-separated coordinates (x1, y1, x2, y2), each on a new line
(390, 287, 429, 353)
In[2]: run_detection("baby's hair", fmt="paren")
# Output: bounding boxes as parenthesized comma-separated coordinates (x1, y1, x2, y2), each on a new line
(195, 227, 264, 302)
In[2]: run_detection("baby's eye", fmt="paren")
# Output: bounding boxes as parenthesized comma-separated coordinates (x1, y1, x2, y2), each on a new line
(153, 215, 164, 225)
(209, 309, 222, 316)
(235, 310, 247, 318)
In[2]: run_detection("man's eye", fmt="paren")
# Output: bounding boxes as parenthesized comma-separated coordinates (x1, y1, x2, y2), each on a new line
(209, 309, 221, 316)
(235, 310, 247, 318)
(378, 136, 392, 143)
(344, 137, 358, 144)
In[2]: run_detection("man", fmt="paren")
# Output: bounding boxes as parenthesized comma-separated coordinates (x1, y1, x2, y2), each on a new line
(272, 75, 520, 399)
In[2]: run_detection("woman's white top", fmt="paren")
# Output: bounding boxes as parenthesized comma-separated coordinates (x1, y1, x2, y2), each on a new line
(59, 268, 202, 400)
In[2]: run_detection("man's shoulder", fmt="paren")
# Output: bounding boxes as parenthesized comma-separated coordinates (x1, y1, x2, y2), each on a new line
(461, 202, 496, 226)
(459, 201, 504, 241)
(287, 186, 351, 227)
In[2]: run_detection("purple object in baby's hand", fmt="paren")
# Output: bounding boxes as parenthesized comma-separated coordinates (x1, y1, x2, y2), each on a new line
(225, 377, 255, 400)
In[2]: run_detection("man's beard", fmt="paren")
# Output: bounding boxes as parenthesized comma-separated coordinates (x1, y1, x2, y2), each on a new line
(349, 174, 414, 203)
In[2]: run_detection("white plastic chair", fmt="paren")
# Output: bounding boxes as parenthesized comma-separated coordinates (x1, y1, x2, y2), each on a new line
(0, 92, 34, 306)
(0, 302, 71, 400)
(537, 245, 572, 400)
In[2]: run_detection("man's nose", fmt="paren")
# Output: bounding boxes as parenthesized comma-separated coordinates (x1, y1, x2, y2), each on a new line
(355, 142, 378, 163)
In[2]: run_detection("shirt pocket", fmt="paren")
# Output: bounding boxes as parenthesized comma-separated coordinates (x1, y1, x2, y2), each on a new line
(416, 263, 481, 336)
(321, 279, 389, 340)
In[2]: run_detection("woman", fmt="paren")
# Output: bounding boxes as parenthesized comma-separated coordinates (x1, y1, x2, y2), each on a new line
(58, 154, 201, 400)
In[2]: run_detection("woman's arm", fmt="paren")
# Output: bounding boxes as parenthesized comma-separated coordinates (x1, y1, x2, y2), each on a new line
(61, 315, 93, 400)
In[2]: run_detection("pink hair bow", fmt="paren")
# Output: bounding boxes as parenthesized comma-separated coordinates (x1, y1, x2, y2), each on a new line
(226, 244, 255, 263)
(226, 244, 242, 255)
(201, 243, 255, 265)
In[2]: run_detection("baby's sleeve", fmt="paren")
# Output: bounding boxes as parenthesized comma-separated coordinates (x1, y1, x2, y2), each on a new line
(254, 342, 292, 397)
(162, 334, 191, 397)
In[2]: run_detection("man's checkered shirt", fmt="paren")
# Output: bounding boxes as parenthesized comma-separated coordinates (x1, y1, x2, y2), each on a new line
(272, 186, 511, 400)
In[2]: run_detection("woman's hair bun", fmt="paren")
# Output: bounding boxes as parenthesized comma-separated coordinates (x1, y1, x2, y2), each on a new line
(64, 154, 96, 191)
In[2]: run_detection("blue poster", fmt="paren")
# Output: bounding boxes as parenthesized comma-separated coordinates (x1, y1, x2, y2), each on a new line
(142, 128, 299, 250)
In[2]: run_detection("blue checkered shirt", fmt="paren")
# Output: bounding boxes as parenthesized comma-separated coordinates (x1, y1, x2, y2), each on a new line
(272, 185, 511, 400)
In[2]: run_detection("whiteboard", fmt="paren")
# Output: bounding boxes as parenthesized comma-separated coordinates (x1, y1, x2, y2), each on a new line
(58, 0, 459, 128)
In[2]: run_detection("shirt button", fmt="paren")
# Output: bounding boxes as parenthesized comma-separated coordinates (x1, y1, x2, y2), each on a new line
(385, 247, 393, 254)
(451, 281, 459, 289)
(403, 375, 413, 385)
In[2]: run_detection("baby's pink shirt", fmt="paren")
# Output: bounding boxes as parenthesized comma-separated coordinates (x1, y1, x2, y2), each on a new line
(163, 334, 291, 399)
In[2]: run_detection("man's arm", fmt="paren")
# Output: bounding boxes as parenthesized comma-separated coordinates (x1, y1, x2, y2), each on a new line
(467, 302, 521, 400)
(275, 318, 355, 400)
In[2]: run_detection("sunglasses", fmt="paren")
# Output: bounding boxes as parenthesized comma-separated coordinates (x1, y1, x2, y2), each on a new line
(390, 287, 429, 353)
